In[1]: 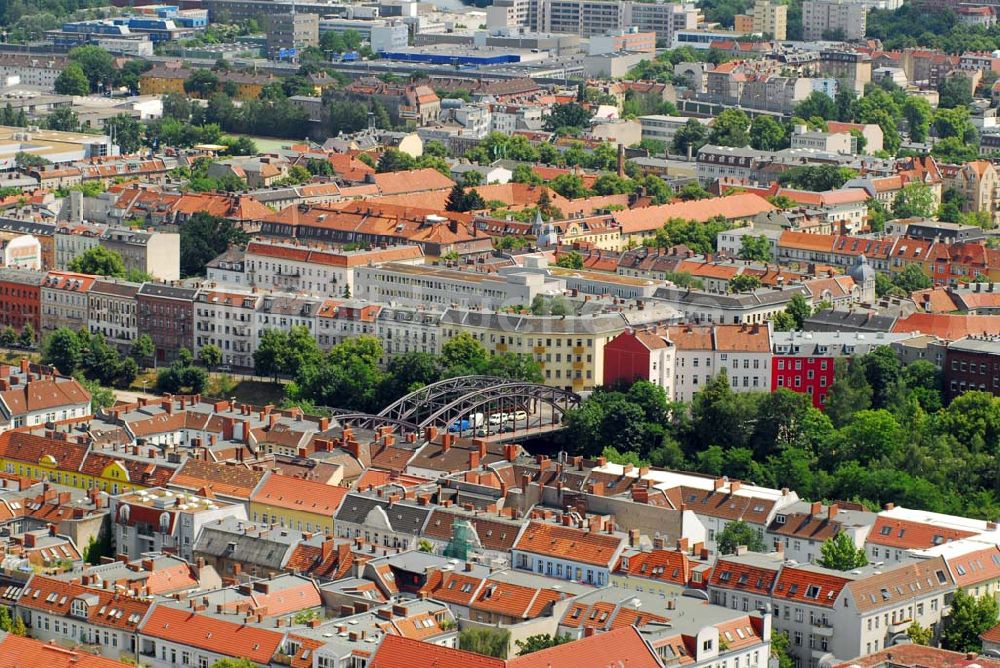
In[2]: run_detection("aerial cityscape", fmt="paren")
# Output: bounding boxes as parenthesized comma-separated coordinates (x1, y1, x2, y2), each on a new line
(0, 0, 997, 666)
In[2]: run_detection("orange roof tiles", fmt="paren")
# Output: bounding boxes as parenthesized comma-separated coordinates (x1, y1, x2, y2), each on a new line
(618, 549, 692, 586)
(614, 193, 775, 234)
(892, 313, 1000, 341)
(513, 521, 624, 567)
(251, 474, 348, 516)
(709, 558, 778, 594)
(140, 606, 284, 663)
(370, 635, 505, 668)
(19, 576, 151, 631)
(170, 459, 266, 500)
(772, 566, 850, 608)
(0, 432, 89, 472)
(867, 516, 977, 549)
(0, 635, 136, 668)
(835, 643, 1000, 668)
(0, 377, 90, 417)
(946, 546, 1000, 588)
(372, 168, 455, 196)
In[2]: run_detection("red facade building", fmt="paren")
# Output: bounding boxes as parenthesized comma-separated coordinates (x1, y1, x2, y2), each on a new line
(0, 268, 43, 340)
(136, 283, 196, 364)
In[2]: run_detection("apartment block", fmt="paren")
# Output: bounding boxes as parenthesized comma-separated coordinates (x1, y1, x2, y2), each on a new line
(803, 0, 867, 41)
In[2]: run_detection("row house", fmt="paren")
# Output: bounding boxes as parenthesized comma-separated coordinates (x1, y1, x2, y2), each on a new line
(766, 501, 877, 564)
(0, 361, 92, 431)
(376, 305, 444, 359)
(193, 289, 260, 370)
(708, 552, 958, 667)
(0, 268, 44, 337)
(511, 518, 627, 587)
(588, 462, 798, 553)
(242, 240, 423, 296)
(944, 335, 1000, 399)
(667, 323, 772, 402)
(136, 284, 196, 365)
(865, 505, 997, 566)
(16, 575, 153, 660)
(770, 330, 914, 409)
(315, 300, 381, 351)
(110, 486, 247, 562)
(40, 271, 97, 334)
(939, 160, 1000, 227)
(87, 279, 140, 353)
(252, 293, 322, 352)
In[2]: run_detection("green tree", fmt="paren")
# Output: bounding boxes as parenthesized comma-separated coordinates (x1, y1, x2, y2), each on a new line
(938, 75, 973, 109)
(672, 118, 709, 156)
(41, 328, 82, 375)
(130, 333, 154, 365)
(892, 263, 933, 294)
(0, 327, 16, 348)
(54, 62, 90, 96)
(15, 152, 50, 171)
(941, 590, 999, 653)
(68, 45, 115, 92)
(515, 634, 572, 656)
(180, 212, 248, 277)
(254, 329, 289, 382)
(783, 293, 812, 330)
(778, 165, 857, 191)
(793, 91, 837, 121)
(739, 235, 772, 261)
(543, 103, 591, 132)
(825, 358, 873, 428)
(459, 627, 510, 659)
(555, 251, 584, 269)
(199, 344, 222, 370)
(209, 660, 257, 668)
(45, 106, 79, 132)
(709, 108, 751, 147)
(68, 246, 126, 277)
(18, 323, 35, 349)
(10, 614, 26, 637)
(771, 632, 794, 668)
(750, 115, 787, 151)
(816, 532, 869, 570)
(184, 69, 221, 97)
(907, 622, 933, 646)
(84, 525, 114, 564)
(892, 183, 935, 219)
(902, 96, 932, 142)
(729, 274, 762, 293)
(548, 173, 589, 199)
(716, 519, 766, 555)
(106, 115, 144, 154)
(376, 149, 416, 173)
(0, 605, 10, 632)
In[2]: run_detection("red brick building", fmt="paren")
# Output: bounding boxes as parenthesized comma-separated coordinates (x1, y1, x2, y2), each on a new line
(944, 335, 1000, 401)
(136, 283, 196, 364)
(0, 268, 43, 339)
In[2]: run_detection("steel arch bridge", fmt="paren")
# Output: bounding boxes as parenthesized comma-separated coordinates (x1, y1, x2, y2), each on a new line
(377, 375, 581, 434)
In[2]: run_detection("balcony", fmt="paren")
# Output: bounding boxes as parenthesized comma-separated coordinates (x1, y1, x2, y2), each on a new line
(811, 621, 834, 637)
(888, 618, 913, 634)
(573, 346, 585, 354)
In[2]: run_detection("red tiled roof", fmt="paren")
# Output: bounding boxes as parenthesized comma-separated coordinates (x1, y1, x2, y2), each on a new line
(892, 314, 1000, 341)
(513, 521, 624, 567)
(614, 193, 775, 234)
(19, 576, 150, 631)
(140, 606, 284, 663)
(866, 516, 977, 550)
(771, 566, 850, 608)
(618, 549, 692, 586)
(251, 474, 348, 516)
(370, 635, 505, 668)
(708, 558, 778, 594)
(0, 635, 136, 668)
(373, 168, 455, 196)
(835, 643, 1000, 668)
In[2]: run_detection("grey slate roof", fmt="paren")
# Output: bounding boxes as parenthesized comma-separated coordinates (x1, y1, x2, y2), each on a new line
(335, 493, 432, 536)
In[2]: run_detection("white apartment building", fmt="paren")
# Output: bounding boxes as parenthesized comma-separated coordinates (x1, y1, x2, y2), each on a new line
(315, 300, 380, 351)
(110, 487, 247, 562)
(354, 263, 562, 310)
(802, 0, 867, 41)
(668, 324, 771, 402)
(193, 289, 260, 370)
(865, 505, 998, 566)
(0, 54, 69, 89)
(639, 115, 712, 146)
(87, 279, 140, 352)
(244, 241, 424, 297)
(253, 293, 322, 353)
(376, 305, 445, 358)
(41, 271, 97, 334)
